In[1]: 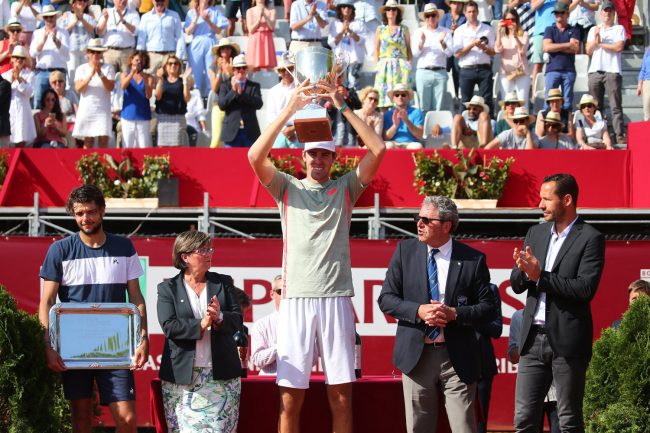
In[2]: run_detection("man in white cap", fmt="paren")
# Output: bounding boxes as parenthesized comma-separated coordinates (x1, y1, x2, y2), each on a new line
(485, 107, 535, 149)
(268, 57, 301, 149)
(29, 5, 70, 108)
(451, 94, 494, 148)
(383, 83, 424, 149)
(217, 53, 262, 147)
(248, 79, 385, 433)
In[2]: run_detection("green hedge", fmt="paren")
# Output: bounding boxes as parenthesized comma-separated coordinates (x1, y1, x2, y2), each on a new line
(0, 285, 71, 433)
(585, 295, 650, 433)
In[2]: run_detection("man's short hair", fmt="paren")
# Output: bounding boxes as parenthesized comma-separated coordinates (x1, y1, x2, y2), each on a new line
(273, 274, 283, 288)
(628, 279, 650, 295)
(465, 0, 478, 11)
(66, 184, 106, 215)
(543, 173, 579, 207)
(423, 196, 459, 232)
(172, 230, 211, 270)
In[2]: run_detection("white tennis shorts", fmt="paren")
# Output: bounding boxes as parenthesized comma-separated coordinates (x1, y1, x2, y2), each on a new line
(276, 297, 356, 389)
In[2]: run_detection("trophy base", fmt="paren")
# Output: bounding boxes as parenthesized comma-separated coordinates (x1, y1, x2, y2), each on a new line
(294, 107, 333, 143)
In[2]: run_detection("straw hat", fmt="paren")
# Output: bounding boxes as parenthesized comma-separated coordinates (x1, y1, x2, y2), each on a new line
(39, 5, 62, 18)
(511, 106, 532, 122)
(232, 54, 248, 68)
(499, 90, 523, 107)
(445, 0, 468, 5)
(418, 3, 440, 20)
(11, 45, 28, 58)
(545, 88, 563, 101)
(577, 94, 598, 108)
(464, 95, 489, 113)
(6, 17, 23, 29)
(379, 0, 404, 15)
(211, 38, 241, 56)
(275, 55, 295, 72)
(86, 38, 107, 52)
(543, 111, 563, 126)
(387, 83, 413, 99)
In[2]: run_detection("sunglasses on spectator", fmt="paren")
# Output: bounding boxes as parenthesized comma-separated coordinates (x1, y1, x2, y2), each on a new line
(546, 123, 560, 129)
(234, 66, 247, 70)
(273, 289, 282, 295)
(425, 14, 437, 18)
(513, 119, 527, 124)
(367, 96, 378, 102)
(581, 103, 595, 109)
(505, 101, 519, 106)
(8, 28, 21, 33)
(414, 215, 444, 225)
(393, 92, 408, 98)
(384, 7, 397, 11)
(192, 247, 214, 256)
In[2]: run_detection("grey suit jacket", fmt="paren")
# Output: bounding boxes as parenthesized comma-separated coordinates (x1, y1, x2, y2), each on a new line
(510, 217, 605, 359)
(157, 271, 243, 385)
(378, 238, 497, 384)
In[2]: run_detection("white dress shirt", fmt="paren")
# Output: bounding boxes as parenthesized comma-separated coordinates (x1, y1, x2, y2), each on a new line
(250, 311, 279, 375)
(100, 7, 140, 48)
(428, 238, 452, 342)
(411, 25, 454, 69)
(533, 217, 579, 325)
(267, 80, 296, 126)
(182, 280, 212, 368)
(30, 26, 70, 69)
(452, 21, 495, 67)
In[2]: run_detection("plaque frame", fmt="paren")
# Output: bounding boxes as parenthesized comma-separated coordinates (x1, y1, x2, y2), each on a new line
(49, 303, 141, 369)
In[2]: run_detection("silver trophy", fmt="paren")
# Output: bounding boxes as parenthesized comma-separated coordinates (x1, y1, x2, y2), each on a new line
(285, 47, 348, 143)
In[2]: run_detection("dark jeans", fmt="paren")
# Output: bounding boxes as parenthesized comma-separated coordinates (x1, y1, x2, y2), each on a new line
(459, 66, 494, 114)
(588, 71, 624, 138)
(477, 374, 495, 433)
(225, 128, 253, 148)
(514, 331, 589, 433)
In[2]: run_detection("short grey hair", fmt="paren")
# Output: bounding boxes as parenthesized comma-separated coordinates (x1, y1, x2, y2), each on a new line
(423, 196, 459, 232)
(172, 231, 211, 270)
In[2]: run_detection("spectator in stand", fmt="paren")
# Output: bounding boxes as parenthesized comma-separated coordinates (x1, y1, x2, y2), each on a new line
(495, 90, 523, 134)
(612, 280, 650, 328)
(49, 70, 78, 143)
(354, 86, 383, 143)
(10, 0, 41, 45)
(568, 0, 599, 47)
(477, 0, 495, 23)
(374, 0, 412, 108)
(0, 0, 9, 28)
(97, 0, 140, 74)
(485, 106, 535, 149)
(638, 45, 650, 121)
(329, 74, 362, 146)
(383, 83, 424, 149)
(529, 0, 560, 100)
(535, 87, 574, 139)
(137, 0, 186, 74)
(33, 88, 68, 147)
(217, 54, 263, 147)
(186, 87, 207, 146)
(1, 46, 36, 147)
(411, 3, 453, 112)
(495, 8, 530, 106)
(225, 0, 251, 36)
(269, 57, 301, 149)
(575, 94, 613, 149)
(451, 94, 494, 148)
(120, 51, 154, 148)
(422, 0, 450, 14)
(586, 1, 626, 144)
(208, 38, 239, 148)
(453, 0, 496, 113)
(246, 0, 277, 72)
(60, 0, 96, 85)
(251, 275, 283, 375)
(440, 0, 466, 101)
(157, 231, 243, 433)
(610, 0, 634, 43)
(543, 1, 580, 111)
(0, 72, 9, 148)
(288, 0, 328, 53)
(185, 0, 228, 98)
(328, 0, 365, 89)
(155, 54, 193, 146)
(354, 0, 381, 59)
(1, 19, 28, 75)
(510, 0, 535, 61)
(73, 39, 115, 148)
(537, 110, 577, 148)
(29, 5, 70, 109)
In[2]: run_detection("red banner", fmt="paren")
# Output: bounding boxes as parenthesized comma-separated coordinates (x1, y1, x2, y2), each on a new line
(0, 236, 647, 430)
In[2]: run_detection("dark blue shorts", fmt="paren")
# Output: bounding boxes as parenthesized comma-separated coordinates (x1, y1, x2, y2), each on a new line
(224, 0, 252, 19)
(62, 369, 135, 406)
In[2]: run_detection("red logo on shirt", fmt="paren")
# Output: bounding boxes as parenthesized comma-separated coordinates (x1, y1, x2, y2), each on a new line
(328, 188, 337, 196)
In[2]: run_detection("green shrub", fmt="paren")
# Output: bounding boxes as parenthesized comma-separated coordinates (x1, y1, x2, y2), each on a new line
(585, 295, 650, 433)
(0, 286, 71, 433)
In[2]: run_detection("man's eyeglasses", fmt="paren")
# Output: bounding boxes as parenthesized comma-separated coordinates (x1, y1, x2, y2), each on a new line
(192, 247, 214, 256)
(8, 28, 21, 33)
(581, 103, 595, 109)
(513, 119, 527, 124)
(393, 92, 408, 98)
(234, 66, 247, 71)
(546, 123, 560, 130)
(425, 14, 437, 19)
(414, 215, 444, 225)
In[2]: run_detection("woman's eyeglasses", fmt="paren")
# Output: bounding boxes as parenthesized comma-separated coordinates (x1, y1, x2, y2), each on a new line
(167, 61, 180, 66)
(192, 247, 214, 256)
(513, 119, 527, 124)
(366, 96, 378, 102)
(581, 103, 595, 109)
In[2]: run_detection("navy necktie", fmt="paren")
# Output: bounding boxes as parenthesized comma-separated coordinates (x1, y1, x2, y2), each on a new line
(426, 248, 441, 340)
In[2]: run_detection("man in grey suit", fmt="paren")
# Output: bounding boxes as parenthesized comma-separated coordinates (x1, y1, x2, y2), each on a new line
(511, 173, 606, 433)
(378, 196, 497, 433)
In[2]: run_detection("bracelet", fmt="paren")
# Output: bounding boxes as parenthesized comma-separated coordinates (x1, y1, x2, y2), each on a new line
(338, 102, 348, 112)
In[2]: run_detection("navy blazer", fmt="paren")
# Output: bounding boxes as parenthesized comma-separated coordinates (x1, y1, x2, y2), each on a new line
(510, 217, 605, 359)
(157, 271, 243, 385)
(217, 79, 263, 143)
(378, 238, 497, 384)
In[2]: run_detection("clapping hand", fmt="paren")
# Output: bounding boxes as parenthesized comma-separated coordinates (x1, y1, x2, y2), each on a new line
(513, 246, 541, 282)
(309, 2, 317, 18)
(391, 107, 401, 127)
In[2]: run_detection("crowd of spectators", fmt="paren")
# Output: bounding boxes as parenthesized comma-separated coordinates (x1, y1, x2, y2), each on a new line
(0, 0, 646, 149)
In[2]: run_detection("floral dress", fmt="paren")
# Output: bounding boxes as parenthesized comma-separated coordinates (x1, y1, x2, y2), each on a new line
(374, 24, 411, 108)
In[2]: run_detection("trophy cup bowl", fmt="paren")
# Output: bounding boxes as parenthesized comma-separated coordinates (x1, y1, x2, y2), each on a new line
(285, 47, 348, 143)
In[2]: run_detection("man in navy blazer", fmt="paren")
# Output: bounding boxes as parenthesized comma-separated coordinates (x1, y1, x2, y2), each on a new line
(379, 196, 497, 433)
(511, 173, 605, 433)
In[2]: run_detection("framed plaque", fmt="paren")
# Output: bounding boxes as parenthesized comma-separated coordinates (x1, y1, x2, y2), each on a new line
(49, 303, 141, 369)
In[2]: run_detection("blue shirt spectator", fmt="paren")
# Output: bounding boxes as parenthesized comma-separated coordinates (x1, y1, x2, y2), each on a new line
(137, 5, 186, 60)
(439, 11, 465, 30)
(639, 47, 650, 81)
(383, 106, 424, 144)
(533, 0, 556, 35)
